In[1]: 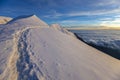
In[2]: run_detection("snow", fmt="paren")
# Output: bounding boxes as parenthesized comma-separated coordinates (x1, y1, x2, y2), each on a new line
(0, 15, 120, 80)
(7, 15, 49, 27)
(50, 24, 75, 37)
(0, 16, 12, 24)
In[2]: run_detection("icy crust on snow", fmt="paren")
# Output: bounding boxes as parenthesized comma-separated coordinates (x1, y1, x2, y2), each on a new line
(0, 16, 12, 24)
(0, 15, 120, 80)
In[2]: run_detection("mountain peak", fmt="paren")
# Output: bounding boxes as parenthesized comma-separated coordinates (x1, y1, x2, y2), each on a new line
(7, 14, 35, 22)
(7, 14, 49, 27)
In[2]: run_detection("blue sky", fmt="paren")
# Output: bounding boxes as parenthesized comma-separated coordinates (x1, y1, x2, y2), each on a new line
(0, 0, 120, 27)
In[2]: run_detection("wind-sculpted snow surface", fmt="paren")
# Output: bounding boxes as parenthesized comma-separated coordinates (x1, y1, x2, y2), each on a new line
(0, 15, 120, 80)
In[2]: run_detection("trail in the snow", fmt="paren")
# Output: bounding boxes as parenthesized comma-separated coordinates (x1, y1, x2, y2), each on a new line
(17, 28, 44, 80)
(0, 26, 43, 80)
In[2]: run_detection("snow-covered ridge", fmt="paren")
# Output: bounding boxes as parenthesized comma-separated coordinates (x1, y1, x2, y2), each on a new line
(0, 16, 12, 24)
(0, 15, 49, 35)
(0, 15, 120, 80)
(50, 24, 75, 37)
(7, 14, 49, 27)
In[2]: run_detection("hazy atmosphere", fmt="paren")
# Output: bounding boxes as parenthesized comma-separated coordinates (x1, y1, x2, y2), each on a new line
(0, 0, 120, 27)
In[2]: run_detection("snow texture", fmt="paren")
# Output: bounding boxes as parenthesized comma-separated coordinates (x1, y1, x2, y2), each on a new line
(0, 16, 12, 24)
(0, 15, 120, 80)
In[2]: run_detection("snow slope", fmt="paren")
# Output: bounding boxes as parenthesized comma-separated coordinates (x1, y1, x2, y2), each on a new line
(50, 24, 75, 37)
(7, 15, 49, 27)
(0, 15, 120, 80)
(0, 16, 12, 24)
(70, 30, 120, 59)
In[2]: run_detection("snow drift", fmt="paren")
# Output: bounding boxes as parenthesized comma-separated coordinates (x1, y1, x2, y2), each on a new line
(0, 15, 120, 80)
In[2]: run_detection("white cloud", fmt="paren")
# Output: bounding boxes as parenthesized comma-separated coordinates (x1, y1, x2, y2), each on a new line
(100, 18, 120, 27)
(93, 0, 120, 7)
(60, 20, 81, 23)
(114, 15, 120, 18)
(56, 17, 120, 27)
(56, 20, 100, 26)
(44, 7, 120, 18)
(66, 8, 120, 16)
(43, 10, 62, 18)
(99, 18, 114, 21)
(57, 20, 82, 26)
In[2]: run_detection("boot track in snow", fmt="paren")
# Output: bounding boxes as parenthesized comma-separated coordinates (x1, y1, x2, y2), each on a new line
(0, 26, 44, 80)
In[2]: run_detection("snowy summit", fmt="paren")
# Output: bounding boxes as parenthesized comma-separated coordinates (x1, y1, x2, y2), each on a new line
(0, 15, 120, 80)
(7, 15, 49, 27)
